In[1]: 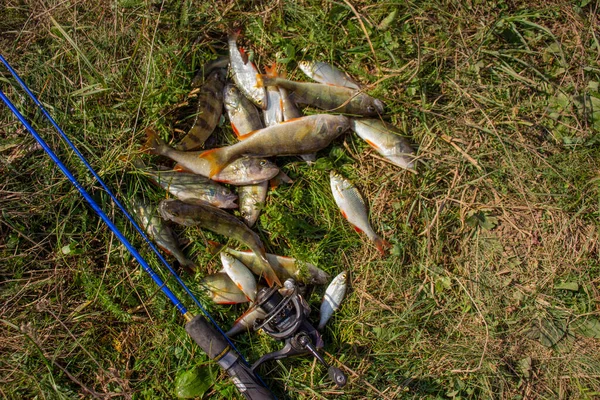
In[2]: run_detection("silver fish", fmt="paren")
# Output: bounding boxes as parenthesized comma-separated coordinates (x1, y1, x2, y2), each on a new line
(329, 171, 390, 255)
(224, 83, 263, 139)
(263, 64, 283, 127)
(228, 30, 267, 109)
(238, 181, 268, 227)
(201, 273, 249, 304)
(318, 271, 348, 329)
(298, 61, 361, 90)
(220, 252, 257, 302)
(351, 119, 416, 171)
(130, 197, 196, 273)
(145, 169, 237, 208)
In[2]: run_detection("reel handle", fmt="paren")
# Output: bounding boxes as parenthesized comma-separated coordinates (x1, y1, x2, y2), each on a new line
(185, 315, 275, 400)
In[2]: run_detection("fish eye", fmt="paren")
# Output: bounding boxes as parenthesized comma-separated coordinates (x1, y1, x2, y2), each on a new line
(336, 125, 344, 134)
(259, 160, 267, 166)
(367, 105, 375, 113)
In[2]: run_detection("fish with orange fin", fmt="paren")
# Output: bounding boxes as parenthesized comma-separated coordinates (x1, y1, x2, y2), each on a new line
(223, 83, 263, 140)
(198, 114, 350, 177)
(228, 29, 267, 109)
(144, 128, 279, 185)
(158, 199, 282, 287)
(220, 252, 257, 302)
(329, 171, 390, 255)
(298, 60, 361, 90)
(201, 273, 249, 304)
(351, 118, 416, 171)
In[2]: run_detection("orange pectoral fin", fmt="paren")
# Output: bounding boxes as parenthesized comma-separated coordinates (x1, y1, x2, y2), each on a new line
(198, 148, 227, 178)
(173, 163, 192, 173)
(365, 139, 381, 151)
(340, 210, 348, 219)
(353, 226, 363, 233)
(231, 123, 242, 139)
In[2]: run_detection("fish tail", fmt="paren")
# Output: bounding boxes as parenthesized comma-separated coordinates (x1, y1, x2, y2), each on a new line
(258, 253, 282, 287)
(144, 127, 168, 155)
(374, 236, 391, 256)
(198, 147, 232, 178)
(255, 74, 276, 88)
(264, 62, 278, 78)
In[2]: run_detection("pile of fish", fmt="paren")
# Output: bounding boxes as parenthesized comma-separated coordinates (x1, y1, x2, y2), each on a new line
(132, 30, 417, 335)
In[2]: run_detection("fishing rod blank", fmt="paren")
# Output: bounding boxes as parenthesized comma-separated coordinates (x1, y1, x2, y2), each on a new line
(0, 72, 276, 399)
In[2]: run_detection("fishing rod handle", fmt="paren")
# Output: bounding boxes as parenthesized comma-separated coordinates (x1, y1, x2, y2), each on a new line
(185, 315, 275, 400)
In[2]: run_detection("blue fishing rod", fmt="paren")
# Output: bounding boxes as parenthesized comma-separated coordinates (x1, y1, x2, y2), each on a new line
(0, 55, 275, 400)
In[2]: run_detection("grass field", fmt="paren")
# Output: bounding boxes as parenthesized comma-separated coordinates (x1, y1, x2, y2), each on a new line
(2, 0, 600, 399)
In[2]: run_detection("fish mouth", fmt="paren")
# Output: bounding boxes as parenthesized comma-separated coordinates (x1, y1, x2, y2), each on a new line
(374, 99, 385, 114)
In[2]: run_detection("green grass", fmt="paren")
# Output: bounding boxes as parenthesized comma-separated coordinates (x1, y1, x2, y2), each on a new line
(2, 0, 600, 399)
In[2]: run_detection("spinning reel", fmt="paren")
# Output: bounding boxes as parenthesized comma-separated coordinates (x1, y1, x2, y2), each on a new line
(250, 279, 347, 388)
(185, 278, 346, 399)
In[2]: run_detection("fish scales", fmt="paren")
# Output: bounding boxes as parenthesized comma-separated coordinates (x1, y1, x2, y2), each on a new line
(318, 271, 348, 329)
(176, 69, 225, 151)
(220, 252, 257, 302)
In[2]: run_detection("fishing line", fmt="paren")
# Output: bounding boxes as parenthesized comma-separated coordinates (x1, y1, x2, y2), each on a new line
(0, 56, 274, 395)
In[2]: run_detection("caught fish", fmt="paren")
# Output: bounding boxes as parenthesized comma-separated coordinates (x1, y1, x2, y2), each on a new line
(256, 75, 383, 116)
(351, 119, 416, 171)
(208, 242, 330, 285)
(238, 181, 268, 227)
(191, 56, 229, 88)
(176, 69, 226, 151)
(228, 30, 267, 109)
(318, 271, 348, 329)
(298, 60, 360, 90)
(158, 199, 281, 287)
(262, 64, 283, 127)
(130, 197, 196, 273)
(220, 252, 257, 302)
(199, 114, 350, 177)
(201, 273, 249, 304)
(145, 128, 279, 185)
(226, 306, 267, 337)
(224, 83, 263, 139)
(279, 86, 315, 164)
(145, 169, 237, 208)
(329, 171, 390, 255)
